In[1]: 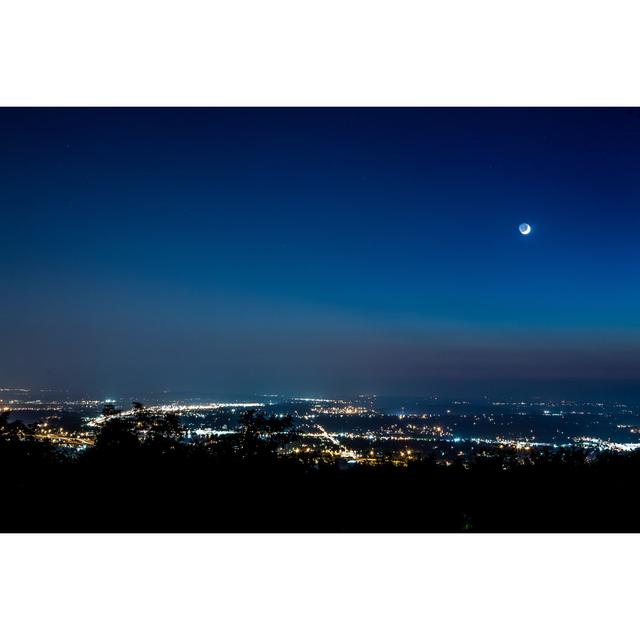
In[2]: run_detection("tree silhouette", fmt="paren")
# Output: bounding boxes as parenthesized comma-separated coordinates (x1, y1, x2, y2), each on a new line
(92, 417, 140, 460)
(0, 409, 56, 466)
(238, 409, 298, 459)
(131, 401, 153, 431)
(102, 403, 119, 418)
(145, 412, 183, 456)
(0, 410, 27, 441)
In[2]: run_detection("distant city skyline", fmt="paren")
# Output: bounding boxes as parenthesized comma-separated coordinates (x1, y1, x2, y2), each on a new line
(2, 108, 639, 398)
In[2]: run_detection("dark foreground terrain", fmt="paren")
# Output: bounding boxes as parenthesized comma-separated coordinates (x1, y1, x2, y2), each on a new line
(2, 408, 640, 532)
(4, 448, 640, 532)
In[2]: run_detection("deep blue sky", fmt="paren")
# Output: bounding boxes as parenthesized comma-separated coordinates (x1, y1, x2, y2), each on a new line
(1, 108, 639, 399)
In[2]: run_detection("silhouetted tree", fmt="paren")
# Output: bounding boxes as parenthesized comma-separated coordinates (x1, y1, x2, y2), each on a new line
(92, 417, 140, 460)
(237, 409, 298, 459)
(102, 403, 119, 417)
(0, 410, 27, 441)
(157, 412, 182, 438)
(145, 412, 183, 456)
(0, 410, 57, 467)
(131, 401, 153, 431)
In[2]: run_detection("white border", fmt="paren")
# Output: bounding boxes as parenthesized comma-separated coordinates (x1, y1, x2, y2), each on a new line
(1, 534, 638, 639)
(1, 0, 640, 106)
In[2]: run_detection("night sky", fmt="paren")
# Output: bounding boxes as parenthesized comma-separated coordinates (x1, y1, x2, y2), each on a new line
(2, 108, 639, 399)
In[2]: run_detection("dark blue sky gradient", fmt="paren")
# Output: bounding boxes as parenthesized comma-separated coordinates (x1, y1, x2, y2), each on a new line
(2, 108, 639, 398)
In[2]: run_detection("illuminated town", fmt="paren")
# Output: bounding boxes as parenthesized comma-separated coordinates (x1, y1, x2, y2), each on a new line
(3, 388, 640, 465)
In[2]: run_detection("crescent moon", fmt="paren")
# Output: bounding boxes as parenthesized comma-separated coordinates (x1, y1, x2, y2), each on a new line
(519, 223, 532, 235)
